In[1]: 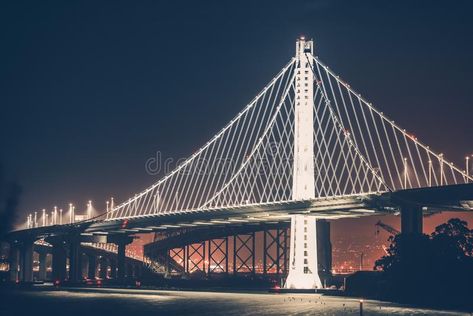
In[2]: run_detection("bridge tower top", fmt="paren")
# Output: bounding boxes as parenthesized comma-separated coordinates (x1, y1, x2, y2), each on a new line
(296, 36, 314, 60)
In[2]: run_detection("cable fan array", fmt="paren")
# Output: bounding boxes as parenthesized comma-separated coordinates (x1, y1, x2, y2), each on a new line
(106, 54, 472, 221)
(107, 59, 297, 219)
(310, 55, 471, 192)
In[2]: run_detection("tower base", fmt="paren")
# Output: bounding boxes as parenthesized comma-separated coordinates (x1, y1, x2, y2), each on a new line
(284, 215, 323, 289)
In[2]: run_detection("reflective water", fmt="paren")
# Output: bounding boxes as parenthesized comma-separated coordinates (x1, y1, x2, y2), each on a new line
(0, 287, 468, 316)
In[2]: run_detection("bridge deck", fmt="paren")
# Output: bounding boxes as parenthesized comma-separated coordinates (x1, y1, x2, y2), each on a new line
(9, 184, 473, 241)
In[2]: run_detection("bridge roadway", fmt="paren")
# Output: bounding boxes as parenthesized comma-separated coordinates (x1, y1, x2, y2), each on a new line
(7, 183, 473, 284)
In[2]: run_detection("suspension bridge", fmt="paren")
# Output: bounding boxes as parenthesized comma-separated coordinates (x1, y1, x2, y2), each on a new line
(8, 37, 473, 289)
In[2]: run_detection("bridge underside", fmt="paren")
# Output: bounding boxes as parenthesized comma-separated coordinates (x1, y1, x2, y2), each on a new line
(7, 184, 473, 287)
(143, 219, 333, 283)
(86, 195, 383, 236)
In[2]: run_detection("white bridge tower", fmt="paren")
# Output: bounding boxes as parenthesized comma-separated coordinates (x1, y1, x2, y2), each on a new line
(285, 37, 323, 289)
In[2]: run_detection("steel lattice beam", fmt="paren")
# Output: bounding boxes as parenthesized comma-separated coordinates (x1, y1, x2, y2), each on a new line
(233, 233, 255, 274)
(186, 242, 205, 274)
(208, 238, 228, 274)
(169, 247, 185, 273)
(263, 228, 289, 275)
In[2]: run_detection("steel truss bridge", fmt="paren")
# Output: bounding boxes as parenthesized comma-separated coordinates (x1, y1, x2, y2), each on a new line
(8, 37, 473, 289)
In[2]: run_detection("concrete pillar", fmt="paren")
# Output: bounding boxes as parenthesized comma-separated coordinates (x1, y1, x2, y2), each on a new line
(109, 260, 117, 279)
(114, 238, 133, 282)
(38, 252, 47, 281)
(99, 257, 108, 279)
(134, 264, 141, 279)
(69, 239, 82, 283)
(19, 242, 34, 283)
(317, 219, 332, 285)
(117, 243, 126, 281)
(401, 205, 423, 235)
(81, 253, 88, 278)
(108, 235, 133, 283)
(87, 255, 96, 279)
(127, 263, 134, 279)
(285, 215, 323, 289)
(9, 245, 19, 282)
(52, 242, 67, 282)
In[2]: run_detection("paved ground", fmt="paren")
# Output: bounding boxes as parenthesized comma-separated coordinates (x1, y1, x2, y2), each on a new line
(0, 286, 469, 315)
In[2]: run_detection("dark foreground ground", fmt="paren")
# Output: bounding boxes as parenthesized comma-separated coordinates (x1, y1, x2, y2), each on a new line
(0, 285, 469, 316)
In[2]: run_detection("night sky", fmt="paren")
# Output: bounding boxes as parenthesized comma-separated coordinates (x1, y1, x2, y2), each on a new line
(1, 0, 473, 238)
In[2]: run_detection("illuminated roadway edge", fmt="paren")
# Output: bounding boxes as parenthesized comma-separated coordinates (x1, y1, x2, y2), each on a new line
(8, 183, 473, 241)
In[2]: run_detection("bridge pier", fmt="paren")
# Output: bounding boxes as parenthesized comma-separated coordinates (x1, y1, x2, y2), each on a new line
(110, 236, 133, 282)
(110, 259, 117, 279)
(126, 263, 134, 279)
(19, 241, 34, 283)
(285, 215, 323, 289)
(117, 243, 126, 280)
(87, 255, 96, 279)
(38, 251, 47, 281)
(317, 219, 332, 286)
(9, 244, 19, 282)
(51, 241, 67, 283)
(99, 257, 108, 279)
(68, 239, 82, 283)
(401, 204, 423, 235)
(134, 263, 141, 279)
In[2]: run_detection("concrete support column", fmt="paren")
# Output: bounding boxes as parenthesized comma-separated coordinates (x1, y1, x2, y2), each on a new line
(117, 243, 126, 281)
(109, 260, 117, 279)
(52, 242, 67, 282)
(9, 244, 19, 282)
(19, 242, 34, 283)
(285, 215, 323, 289)
(38, 252, 47, 281)
(111, 236, 133, 283)
(87, 255, 96, 279)
(69, 239, 82, 283)
(401, 205, 423, 235)
(317, 219, 332, 286)
(134, 264, 141, 279)
(126, 263, 133, 279)
(99, 257, 108, 279)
